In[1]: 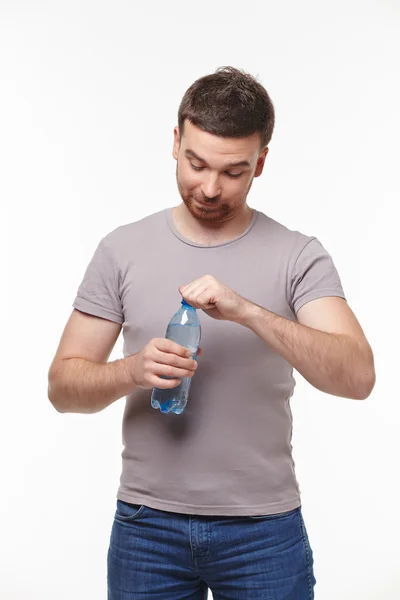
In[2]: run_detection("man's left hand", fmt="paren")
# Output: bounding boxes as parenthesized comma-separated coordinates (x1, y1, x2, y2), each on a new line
(179, 275, 253, 324)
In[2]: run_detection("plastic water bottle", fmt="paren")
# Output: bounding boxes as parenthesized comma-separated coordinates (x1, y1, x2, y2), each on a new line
(151, 298, 201, 415)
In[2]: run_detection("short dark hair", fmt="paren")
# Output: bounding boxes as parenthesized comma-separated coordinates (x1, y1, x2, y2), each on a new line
(178, 66, 275, 150)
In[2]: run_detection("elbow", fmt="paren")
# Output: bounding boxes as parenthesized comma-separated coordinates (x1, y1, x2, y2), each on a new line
(353, 354, 376, 400)
(48, 382, 67, 413)
(48, 360, 70, 413)
(355, 373, 376, 400)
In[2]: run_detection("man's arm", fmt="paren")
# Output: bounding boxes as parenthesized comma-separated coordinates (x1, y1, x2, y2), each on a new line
(242, 296, 375, 400)
(48, 309, 199, 414)
(179, 276, 376, 401)
(48, 309, 132, 414)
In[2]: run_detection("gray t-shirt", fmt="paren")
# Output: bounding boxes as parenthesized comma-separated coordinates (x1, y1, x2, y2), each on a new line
(73, 207, 345, 516)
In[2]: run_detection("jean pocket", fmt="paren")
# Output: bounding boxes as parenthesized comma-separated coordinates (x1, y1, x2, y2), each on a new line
(248, 506, 300, 520)
(114, 499, 146, 522)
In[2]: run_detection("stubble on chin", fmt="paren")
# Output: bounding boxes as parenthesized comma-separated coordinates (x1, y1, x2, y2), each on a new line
(186, 196, 231, 221)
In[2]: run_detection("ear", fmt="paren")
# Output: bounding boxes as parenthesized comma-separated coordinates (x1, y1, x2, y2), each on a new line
(254, 147, 269, 177)
(172, 126, 181, 160)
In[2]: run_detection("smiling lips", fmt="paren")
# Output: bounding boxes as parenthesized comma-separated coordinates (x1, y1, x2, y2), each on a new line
(196, 198, 219, 209)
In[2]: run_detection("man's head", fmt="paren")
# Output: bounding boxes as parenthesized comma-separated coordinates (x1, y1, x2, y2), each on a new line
(172, 66, 275, 223)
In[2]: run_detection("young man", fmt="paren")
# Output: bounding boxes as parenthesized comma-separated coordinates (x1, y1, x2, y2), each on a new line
(48, 66, 375, 599)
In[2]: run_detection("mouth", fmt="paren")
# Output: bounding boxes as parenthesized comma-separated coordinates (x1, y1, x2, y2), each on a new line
(195, 198, 219, 209)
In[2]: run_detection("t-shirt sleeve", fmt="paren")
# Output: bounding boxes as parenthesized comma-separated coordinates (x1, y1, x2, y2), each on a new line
(290, 238, 346, 315)
(72, 237, 124, 324)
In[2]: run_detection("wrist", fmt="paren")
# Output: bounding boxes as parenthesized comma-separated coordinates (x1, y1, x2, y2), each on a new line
(123, 353, 138, 388)
(237, 299, 263, 328)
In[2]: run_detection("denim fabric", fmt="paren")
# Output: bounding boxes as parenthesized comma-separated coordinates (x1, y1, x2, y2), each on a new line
(108, 500, 316, 599)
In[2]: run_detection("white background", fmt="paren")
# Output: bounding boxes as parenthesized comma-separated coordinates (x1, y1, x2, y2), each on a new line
(1, 1, 399, 598)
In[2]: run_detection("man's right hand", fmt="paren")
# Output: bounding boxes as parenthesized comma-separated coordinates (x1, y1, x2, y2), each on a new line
(130, 338, 200, 390)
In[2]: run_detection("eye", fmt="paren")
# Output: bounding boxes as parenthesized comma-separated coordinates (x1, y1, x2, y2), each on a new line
(190, 163, 242, 178)
(190, 163, 204, 171)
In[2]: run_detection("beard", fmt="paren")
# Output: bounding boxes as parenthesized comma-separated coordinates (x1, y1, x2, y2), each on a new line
(175, 163, 254, 223)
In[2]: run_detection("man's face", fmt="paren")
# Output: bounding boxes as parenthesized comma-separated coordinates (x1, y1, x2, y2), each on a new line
(172, 120, 268, 223)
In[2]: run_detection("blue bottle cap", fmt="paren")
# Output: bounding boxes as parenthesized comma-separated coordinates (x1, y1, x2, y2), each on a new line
(181, 298, 193, 308)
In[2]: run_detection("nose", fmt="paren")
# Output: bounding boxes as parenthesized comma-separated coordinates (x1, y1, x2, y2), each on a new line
(201, 174, 222, 199)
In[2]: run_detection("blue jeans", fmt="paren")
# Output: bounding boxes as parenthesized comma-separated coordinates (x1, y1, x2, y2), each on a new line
(107, 500, 316, 599)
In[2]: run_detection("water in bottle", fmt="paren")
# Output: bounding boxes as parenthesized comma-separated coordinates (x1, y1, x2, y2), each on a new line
(151, 298, 201, 415)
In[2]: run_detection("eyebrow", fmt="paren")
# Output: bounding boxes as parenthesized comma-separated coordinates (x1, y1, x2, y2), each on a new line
(184, 149, 251, 168)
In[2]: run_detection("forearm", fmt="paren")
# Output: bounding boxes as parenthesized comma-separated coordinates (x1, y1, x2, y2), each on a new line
(48, 355, 137, 414)
(242, 304, 375, 400)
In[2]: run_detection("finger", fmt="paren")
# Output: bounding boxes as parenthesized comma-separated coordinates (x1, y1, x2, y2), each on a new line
(181, 288, 206, 309)
(154, 338, 192, 358)
(196, 289, 216, 308)
(156, 363, 196, 379)
(180, 282, 206, 303)
(151, 376, 182, 389)
(184, 283, 205, 298)
(153, 348, 197, 370)
(179, 278, 204, 294)
(184, 284, 216, 309)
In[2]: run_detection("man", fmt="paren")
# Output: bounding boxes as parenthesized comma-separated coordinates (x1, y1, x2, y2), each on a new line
(48, 66, 375, 599)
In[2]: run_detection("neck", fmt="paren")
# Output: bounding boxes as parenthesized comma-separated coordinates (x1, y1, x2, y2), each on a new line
(172, 203, 254, 245)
